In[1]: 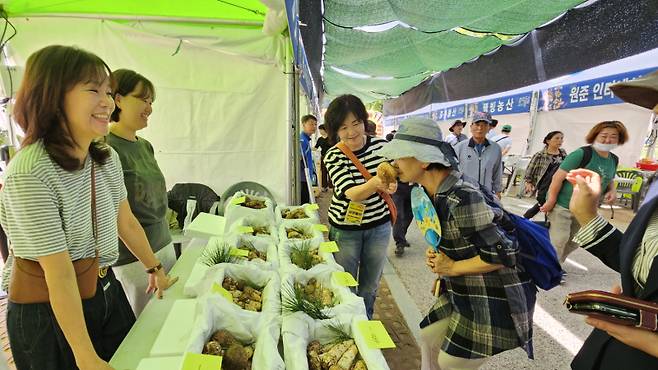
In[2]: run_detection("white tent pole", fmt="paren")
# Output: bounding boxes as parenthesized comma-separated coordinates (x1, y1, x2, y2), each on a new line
(13, 13, 263, 26)
(287, 40, 301, 205)
(525, 90, 540, 156)
(645, 113, 658, 160)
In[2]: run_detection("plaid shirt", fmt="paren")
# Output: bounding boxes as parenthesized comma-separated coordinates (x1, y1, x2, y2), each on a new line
(524, 148, 567, 186)
(420, 171, 535, 359)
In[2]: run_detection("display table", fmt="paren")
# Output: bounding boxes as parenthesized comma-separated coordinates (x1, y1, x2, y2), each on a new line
(110, 237, 207, 370)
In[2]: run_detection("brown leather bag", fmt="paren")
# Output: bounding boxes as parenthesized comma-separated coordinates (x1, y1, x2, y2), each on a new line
(565, 289, 658, 331)
(8, 164, 100, 304)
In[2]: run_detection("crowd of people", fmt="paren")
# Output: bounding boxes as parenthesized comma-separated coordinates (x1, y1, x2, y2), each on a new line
(308, 68, 658, 370)
(1, 42, 657, 370)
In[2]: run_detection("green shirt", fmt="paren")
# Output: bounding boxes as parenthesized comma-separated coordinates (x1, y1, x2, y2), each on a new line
(556, 147, 617, 208)
(106, 133, 171, 265)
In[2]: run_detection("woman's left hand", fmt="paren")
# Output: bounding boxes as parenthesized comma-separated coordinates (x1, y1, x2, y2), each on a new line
(585, 317, 658, 358)
(146, 270, 179, 299)
(430, 252, 456, 276)
(584, 284, 658, 358)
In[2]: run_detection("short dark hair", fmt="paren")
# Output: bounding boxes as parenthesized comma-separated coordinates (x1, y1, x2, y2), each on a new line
(366, 120, 377, 135)
(585, 121, 629, 145)
(318, 124, 326, 131)
(543, 131, 563, 146)
(301, 114, 317, 124)
(324, 94, 368, 140)
(15, 45, 111, 171)
(111, 69, 156, 122)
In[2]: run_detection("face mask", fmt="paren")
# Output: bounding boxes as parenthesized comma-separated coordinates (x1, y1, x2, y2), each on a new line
(592, 142, 618, 152)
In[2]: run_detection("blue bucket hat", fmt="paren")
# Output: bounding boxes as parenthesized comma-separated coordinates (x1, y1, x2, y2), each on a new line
(374, 117, 458, 168)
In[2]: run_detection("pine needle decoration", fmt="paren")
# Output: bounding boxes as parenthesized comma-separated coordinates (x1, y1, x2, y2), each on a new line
(324, 320, 352, 344)
(200, 242, 237, 266)
(281, 282, 330, 320)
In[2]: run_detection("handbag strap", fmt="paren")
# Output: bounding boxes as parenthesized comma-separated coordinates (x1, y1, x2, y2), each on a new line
(336, 142, 397, 224)
(91, 162, 99, 257)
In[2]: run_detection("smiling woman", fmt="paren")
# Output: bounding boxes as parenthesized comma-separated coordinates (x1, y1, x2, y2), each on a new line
(106, 69, 177, 317)
(14, 45, 114, 170)
(0, 45, 176, 370)
(322, 94, 396, 319)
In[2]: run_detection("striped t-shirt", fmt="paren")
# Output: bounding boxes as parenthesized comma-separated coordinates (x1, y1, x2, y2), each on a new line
(0, 141, 127, 290)
(323, 136, 390, 230)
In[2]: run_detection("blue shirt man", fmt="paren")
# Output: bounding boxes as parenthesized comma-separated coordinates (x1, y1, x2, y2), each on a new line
(300, 114, 317, 204)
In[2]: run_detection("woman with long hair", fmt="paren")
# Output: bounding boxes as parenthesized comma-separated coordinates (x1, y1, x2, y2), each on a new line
(1, 45, 175, 369)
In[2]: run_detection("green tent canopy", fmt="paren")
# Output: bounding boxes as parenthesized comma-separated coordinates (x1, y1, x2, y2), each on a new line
(321, 0, 587, 102)
(3, 0, 268, 24)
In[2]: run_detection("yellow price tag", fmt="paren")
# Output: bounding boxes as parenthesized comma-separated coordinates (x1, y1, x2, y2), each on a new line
(236, 226, 254, 234)
(332, 271, 358, 287)
(306, 203, 320, 211)
(230, 248, 250, 257)
(357, 320, 396, 349)
(211, 282, 234, 303)
(181, 352, 222, 370)
(320, 241, 339, 253)
(313, 224, 329, 232)
(231, 196, 246, 205)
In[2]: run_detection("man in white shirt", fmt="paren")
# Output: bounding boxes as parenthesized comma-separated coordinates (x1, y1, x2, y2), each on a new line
(486, 118, 499, 139)
(445, 120, 468, 146)
(490, 124, 513, 156)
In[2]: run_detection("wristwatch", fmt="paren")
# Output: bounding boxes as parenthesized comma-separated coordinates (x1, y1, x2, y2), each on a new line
(146, 262, 163, 274)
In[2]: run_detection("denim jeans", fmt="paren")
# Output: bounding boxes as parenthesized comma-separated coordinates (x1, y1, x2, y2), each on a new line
(392, 182, 413, 246)
(7, 268, 135, 370)
(329, 222, 392, 319)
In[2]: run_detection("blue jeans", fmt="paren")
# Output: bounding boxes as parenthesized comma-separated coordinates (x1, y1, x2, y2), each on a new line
(7, 268, 135, 370)
(329, 222, 392, 319)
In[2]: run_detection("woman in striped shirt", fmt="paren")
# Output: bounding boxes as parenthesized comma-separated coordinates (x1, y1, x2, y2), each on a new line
(323, 94, 396, 319)
(0, 45, 176, 370)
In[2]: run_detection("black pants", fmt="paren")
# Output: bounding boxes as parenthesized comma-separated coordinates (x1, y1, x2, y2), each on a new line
(392, 182, 413, 246)
(7, 268, 135, 370)
(300, 181, 310, 205)
(320, 155, 332, 189)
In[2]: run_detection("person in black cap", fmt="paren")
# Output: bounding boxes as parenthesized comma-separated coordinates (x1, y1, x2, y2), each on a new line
(445, 120, 467, 146)
(568, 70, 658, 370)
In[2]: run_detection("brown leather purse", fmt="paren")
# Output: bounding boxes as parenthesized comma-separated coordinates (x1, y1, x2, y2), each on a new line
(565, 289, 658, 331)
(8, 164, 100, 304)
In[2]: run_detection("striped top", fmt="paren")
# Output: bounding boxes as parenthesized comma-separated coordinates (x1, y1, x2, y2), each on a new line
(0, 141, 127, 290)
(323, 136, 390, 230)
(574, 212, 658, 290)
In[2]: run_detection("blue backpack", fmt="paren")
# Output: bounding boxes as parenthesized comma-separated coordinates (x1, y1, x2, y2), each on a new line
(479, 189, 563, 290)
(427, 142, 562, 290)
